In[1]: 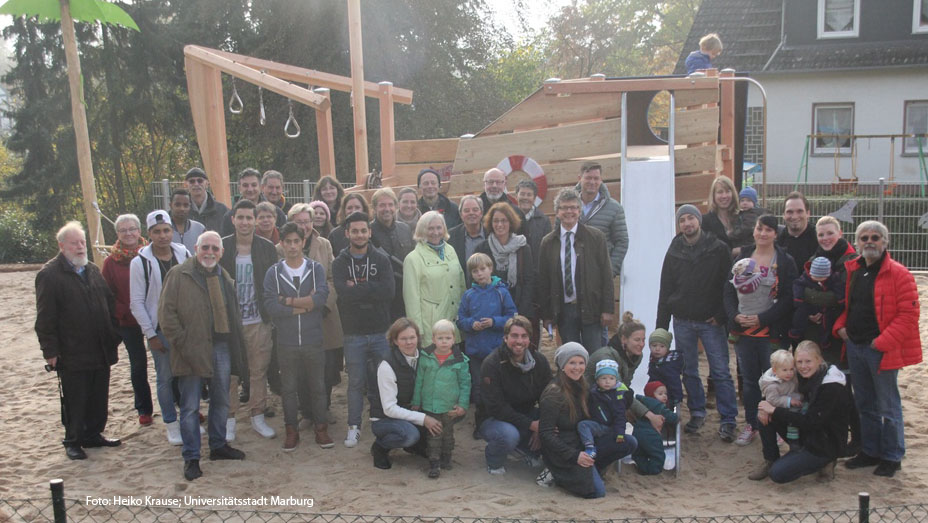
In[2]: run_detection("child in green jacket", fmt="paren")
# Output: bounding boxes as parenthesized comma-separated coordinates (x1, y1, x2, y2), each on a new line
(412, 319, 471, 478)
(632, 381, 679, 475)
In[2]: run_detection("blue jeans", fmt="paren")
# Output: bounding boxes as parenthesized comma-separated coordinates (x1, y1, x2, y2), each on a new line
(371, 418, 421, 449)
(177, 342, 231, 461)
(734, 335, 776, 429)
(479, 417, 539, 469)
(846, 339, 905, 461)
(344, 334, 390, 427)
(117, 325, 152, 416)
(577, 420, 608, 446)
(589, 467, 605, 498)
(673, 319, 738, 424)
(149, 331, 177, 424)
(558, 303, 603, 351)
(768, 447, 832, 483)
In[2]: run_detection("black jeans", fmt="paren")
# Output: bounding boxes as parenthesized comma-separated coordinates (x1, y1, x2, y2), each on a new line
(285, 344, 326, 427)
(117, 325, 152, 416)
(59, 366, 111, 446)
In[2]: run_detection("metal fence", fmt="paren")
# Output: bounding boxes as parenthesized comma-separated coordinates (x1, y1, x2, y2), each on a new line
(2, 481, 926, 523)
(757, 181, 928, 270)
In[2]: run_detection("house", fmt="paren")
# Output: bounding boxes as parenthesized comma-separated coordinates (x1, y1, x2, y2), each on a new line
(676, 0, 928, 184)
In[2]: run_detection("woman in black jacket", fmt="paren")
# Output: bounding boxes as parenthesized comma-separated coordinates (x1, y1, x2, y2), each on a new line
(474, 202, 534, 317)
(753, 340, 852, 482)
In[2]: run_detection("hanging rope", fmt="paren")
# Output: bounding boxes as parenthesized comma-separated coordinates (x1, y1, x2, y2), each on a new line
(228, 77, 243, 114)
(285, 99, 301, 138)
(258, 86, 266, 126)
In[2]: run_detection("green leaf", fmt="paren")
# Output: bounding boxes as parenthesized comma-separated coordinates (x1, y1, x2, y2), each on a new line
(0, 0, 63, 21)
(94, 0, 139, 31)
(0, 0, 139, 31)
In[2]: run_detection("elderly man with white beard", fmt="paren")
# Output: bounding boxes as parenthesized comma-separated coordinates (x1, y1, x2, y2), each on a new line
(159, 231, 248, 481)
(35, 221, 123, 460)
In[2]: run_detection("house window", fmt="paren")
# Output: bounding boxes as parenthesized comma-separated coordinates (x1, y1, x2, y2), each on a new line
(915, 0, 928, 34)
(812, 103, 854, 155)
(903, 101, 928, 156)
(817, 0, 860, 38)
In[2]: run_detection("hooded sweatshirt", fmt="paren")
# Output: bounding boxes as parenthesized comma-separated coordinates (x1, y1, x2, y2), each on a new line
(457, 276, 518, 359)
(332, 243, 395, 335)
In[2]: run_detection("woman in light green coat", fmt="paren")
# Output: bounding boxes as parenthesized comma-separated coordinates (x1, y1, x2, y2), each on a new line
(403, 211, 466, 343)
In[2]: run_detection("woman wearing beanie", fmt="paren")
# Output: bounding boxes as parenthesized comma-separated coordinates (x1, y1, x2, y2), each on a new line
(539, 342, 628, 498)
(723, 214, 798, 447)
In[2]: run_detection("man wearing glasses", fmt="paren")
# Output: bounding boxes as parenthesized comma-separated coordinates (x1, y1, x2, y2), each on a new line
(537, 188, 614, 346)
(159, 231, 248, 481)
(184, 168, 229, 234)
(479, 167, 522, 220)
(835, 220, 921, 478)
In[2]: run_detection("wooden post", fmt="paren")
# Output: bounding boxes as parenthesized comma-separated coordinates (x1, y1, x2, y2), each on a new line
(59, 0, 102, 263)
(347, 0, 369, 185)
(378, 81, 396, 177)
(719, 68, 736, 180)
(314, 87, 336, 177)
(185, 57, 231, 206)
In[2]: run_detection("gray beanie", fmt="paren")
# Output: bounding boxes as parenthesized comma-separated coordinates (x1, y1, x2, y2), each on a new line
(675, 204, 702, 225)
(554, 342, 589, 371)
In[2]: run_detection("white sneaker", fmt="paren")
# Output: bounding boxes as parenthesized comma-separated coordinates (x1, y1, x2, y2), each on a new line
(200, 424, 206, 435)
(735, 426, 757, 446)
(344, 425, 361, 448)
(251, 414, 276, 439)
(621, 454, 635, 465)
(488, 465, 507, 475)
(165, 421, 183, 446)
(663, 449, 676, 470)
(535, 467, 553, 486)
(226, 418, 237, 442)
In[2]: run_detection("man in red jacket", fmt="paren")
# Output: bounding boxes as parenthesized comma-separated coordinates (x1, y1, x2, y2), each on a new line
(835, 220, 921, 478)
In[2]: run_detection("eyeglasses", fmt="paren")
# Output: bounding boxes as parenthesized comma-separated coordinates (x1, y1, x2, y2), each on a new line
(293, 220, 313, 227)
(117, 227, 139, 234)
(199, 244, 221, 252)
(558, 205, 580, 212)
(186, 178, 206, 184)
(858, 234, 882, 243)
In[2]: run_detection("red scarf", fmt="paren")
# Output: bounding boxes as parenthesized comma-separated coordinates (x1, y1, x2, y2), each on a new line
(110, 238, 147, 264)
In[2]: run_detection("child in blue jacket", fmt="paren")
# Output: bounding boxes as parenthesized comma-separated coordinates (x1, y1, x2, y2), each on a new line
(632, 381, 679, 475)
(457, 253, 517, 411)
(577, 359, 633, 460)
(647, 329, 683, 407)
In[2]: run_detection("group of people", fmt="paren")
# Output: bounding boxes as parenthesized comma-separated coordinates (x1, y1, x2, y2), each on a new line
(35, 160, 920, 495)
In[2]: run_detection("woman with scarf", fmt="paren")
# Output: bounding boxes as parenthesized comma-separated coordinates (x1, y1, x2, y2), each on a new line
(396, 187, 422, 230)
(723, 214, 799, 447)
(475, 202, 535, 317)
(753, 340, 853, 482)
(403, 211, 466, 344)
(101, 214, 153, 426)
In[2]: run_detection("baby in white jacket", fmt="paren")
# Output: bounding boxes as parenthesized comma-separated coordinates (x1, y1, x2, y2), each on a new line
(759, 349, 803, 448)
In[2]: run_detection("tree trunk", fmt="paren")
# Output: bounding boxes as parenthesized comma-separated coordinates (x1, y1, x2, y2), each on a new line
(101, 25, 126, 211)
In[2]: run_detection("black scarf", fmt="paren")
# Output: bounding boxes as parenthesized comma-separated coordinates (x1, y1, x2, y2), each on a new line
(797, 364, 828, 405)
(815, 238, 851, 267)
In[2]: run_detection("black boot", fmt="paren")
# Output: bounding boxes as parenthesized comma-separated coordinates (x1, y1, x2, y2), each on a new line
(428, 460, 441, 478)
(371, 442, 392, 470)
(184, 459, 202, 481)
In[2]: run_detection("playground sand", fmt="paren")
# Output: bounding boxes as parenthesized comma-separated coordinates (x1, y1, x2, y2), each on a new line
(0, 269, 926, 518)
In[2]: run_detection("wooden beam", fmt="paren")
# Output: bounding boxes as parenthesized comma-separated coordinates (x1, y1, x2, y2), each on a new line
(184, 45, 330, 111)
(675, 144, 720, 174)
(395, 138, 460, 164)
(544, 76, 719, 95)
(314, 87, 336, 178)
(204, 47, 413, 105)
(719, 69, 736, 180)
(378, 82, 396, 176)
(675, 172, 717, 204)
(479, 89, 622, 136)
(185, 57, 231, 207)
(453, 118, 622, 173)
(347, 0, 369, 185)
(674, 106, 719, 145)
(674, 87, 719, 107)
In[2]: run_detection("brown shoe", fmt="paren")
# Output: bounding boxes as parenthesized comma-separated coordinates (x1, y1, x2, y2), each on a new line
(283, 425, 299, 452)
(748, 460, 773, 481)
(314, 423, 335, 449)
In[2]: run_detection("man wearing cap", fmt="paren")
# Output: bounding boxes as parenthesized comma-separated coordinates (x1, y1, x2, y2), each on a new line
(416, 168, 461, 230)
(130, 210, 193, 446)
(185, 167, 229, 233)
(656, 204, 739, 441)
(168, 188, 206, 254)
(36, 221, 122, 460)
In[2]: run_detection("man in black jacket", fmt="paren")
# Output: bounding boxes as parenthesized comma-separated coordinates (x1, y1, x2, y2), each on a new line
(369, 188, 414, 320)
(219, 199, 280, 442)
(448, 195, 485, 284)
(35, 222, 122, 460)
(776, 191, 817, 268)
(416, 168, 461, 230)
(478, 316, 552, 475)
(334, 212, 395, 449)
(185, 167, 229, 233)
(656, 204, 738, 441)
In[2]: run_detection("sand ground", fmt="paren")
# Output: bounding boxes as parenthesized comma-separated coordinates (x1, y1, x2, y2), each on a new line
(0, 270, 925, 519)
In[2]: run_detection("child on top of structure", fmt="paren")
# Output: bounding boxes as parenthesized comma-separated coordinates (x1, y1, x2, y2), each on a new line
(790, 256, 845, 347)
(632, 381, 679, 475)
(647, 329, 683, 407)
(758, 349, 802, 450)
(576, 359, 634, 460)
(412, 319, 471, 478)
(685, 33, 723, 74)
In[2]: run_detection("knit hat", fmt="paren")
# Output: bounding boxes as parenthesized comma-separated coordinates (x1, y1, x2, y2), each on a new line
(146, 210, 172, 229)
(185, 167, 207, 181)
(649, 328, 673, 348)
(739, 186, 758, 206)
(644, 381, 666, 399)
(554, 342, 588, 371)
(675, 204, 702, 225)
(595, 359, 619, 380)
(809, 256, 832, 279)
(307, 200, 330, 222)
(417, 168, 441, 187)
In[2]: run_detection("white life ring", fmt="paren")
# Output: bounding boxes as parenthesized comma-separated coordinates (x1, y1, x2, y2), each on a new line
(495, 155, 547, 208)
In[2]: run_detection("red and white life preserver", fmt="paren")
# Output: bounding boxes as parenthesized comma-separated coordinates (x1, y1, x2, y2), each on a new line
(496, 155, 547, 208)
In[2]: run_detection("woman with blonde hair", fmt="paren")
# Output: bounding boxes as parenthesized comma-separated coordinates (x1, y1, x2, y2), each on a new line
(701, 176, 739, 247)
